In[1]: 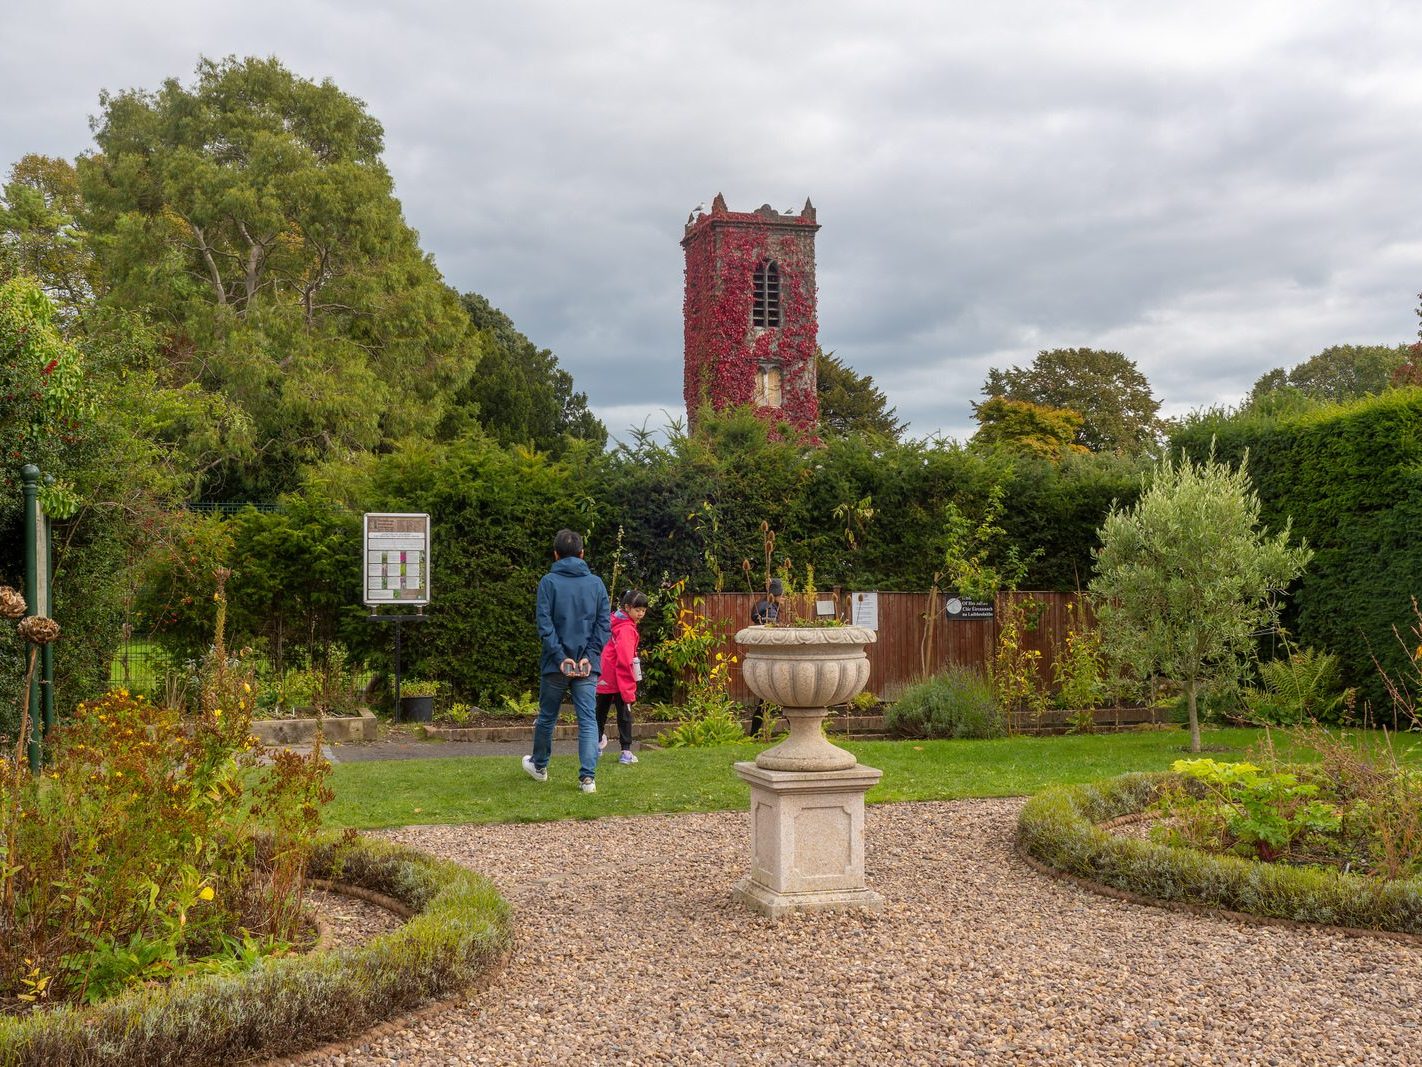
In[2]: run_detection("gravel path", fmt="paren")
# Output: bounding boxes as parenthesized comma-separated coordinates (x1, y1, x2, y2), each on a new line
(293, 799, 1421, 1066)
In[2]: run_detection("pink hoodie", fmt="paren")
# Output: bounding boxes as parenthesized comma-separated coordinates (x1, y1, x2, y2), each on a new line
(595, 610, 640, 702)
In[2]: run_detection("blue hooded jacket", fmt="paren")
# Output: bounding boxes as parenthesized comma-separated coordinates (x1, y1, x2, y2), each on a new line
(536, 556, 611, 676)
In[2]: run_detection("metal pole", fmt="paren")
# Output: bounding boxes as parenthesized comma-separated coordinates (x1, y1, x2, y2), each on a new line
(21, 465, 40, 771)
(393, 618, 403, 722)
(41, 506, 54, 733)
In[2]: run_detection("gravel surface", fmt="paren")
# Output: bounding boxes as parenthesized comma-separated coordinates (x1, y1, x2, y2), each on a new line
(307, 887, 405, 950)
(290, 798, 1421, 1066)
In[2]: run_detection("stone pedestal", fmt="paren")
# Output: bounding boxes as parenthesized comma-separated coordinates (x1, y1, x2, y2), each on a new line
(732, 760, 883, 918)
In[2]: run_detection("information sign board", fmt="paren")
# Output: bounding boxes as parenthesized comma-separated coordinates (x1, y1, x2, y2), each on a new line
(851, 591, 879, 630)
(363, 513, 430, 606)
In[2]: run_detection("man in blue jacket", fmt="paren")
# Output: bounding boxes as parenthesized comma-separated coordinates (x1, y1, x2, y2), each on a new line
(523, 528, 611, 793)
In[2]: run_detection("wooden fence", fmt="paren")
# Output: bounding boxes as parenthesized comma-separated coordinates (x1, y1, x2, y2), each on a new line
(684, 590, 1089, 703)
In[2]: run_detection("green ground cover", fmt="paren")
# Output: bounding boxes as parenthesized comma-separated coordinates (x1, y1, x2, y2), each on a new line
(327, 727, 1411, 829)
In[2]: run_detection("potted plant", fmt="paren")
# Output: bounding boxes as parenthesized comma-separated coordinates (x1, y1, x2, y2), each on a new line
(733, 623, 877, 770)
(398, 679, 439, 723)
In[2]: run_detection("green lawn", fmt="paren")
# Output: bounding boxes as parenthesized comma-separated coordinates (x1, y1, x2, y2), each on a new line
(327, 726, 1418, 830)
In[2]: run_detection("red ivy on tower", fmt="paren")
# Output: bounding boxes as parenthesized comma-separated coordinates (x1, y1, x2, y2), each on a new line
(682, 194, 820, 438)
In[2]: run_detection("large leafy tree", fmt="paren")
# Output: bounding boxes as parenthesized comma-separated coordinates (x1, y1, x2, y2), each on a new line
(0, 156, 96, 317)
(970, 396, 1086, 459)
(1248, 343, 1411, 408)
(76, 56, 479, 500)
(982, 348, 1162, 454)
(439, 291, 606, 452)
(1090, 452, 1311, 753)
(816, 349, 904, 440)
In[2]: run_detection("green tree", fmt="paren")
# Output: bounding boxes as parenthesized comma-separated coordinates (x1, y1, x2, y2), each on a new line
(1247, 344, 1410, 407)
(76, 55, 478, 500)
(816, 349, 904, 439)
(970, 396, 1087, 459)
(439, 291, 606, 452)
(0, 155, 96, 316)
(1090, 451, 1311, 752)
(982, 347, 1162, 454)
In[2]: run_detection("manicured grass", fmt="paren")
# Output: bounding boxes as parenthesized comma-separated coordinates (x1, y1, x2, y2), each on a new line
(327, 726, 1360, 829)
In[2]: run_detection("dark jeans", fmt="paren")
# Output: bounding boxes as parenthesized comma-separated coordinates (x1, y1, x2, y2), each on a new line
(595, 692, 634, 752)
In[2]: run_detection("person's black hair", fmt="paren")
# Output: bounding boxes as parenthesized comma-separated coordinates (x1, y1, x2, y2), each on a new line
(767, 579, 784, 596)
(553, 529, 583, 557)
(621, 589, 649, 609)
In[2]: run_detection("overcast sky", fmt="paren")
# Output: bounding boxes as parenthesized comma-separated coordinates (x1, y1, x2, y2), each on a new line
(5, 1, 1420, 443)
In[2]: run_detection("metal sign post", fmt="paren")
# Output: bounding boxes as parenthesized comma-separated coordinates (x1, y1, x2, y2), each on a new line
(363, 513, 431, 722)
(20, 466, 48, 771)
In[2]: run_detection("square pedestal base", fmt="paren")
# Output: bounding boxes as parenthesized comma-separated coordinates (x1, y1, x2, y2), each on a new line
(732, 760, 883, 919)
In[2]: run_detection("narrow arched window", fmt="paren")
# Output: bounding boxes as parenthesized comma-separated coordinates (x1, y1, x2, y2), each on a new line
(752, 260, 781, 328)
(754, 362, 783, 408)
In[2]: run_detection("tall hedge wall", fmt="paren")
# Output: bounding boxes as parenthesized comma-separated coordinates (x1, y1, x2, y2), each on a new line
(1171, 389, 1422, 715)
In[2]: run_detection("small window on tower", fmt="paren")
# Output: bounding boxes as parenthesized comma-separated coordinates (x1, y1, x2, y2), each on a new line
(752, 260, 781, 328)
(754, 362, 783, 408)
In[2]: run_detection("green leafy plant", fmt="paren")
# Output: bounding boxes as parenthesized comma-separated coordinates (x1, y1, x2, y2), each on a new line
(658, 705, 746, 747)
(1246, 645, 1349, 725)
(885, 668, 1004, 740)
(440, 702, 476, 725)
(400, 679, 440, 698)
(847, 690, 878, 713)
(1155, 758, 1341, 863)
(499, 690, 538, 717)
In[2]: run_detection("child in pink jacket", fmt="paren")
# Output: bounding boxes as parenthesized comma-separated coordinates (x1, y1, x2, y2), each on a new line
(596, 590, 648, 764)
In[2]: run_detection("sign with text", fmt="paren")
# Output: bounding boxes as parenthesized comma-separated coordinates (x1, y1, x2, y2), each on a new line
(363, 513, 430, 606)
(944, 595, 994, 621)
(851, 591, 879, 630)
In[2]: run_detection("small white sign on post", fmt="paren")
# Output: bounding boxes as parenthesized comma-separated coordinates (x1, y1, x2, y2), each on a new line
(363, 513, 430, 606)
(851, 591, 879, 630)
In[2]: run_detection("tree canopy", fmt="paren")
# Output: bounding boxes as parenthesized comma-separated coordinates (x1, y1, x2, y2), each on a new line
(981, 347, 1162, 454)
(970, 396, 1087, 459)
(1247, 343, 1411, 408)
(438, 291, 606, 452)
(1090, 452, 1311, 752)
(75, 55, 480, 500)
(816, 349, 905, 440)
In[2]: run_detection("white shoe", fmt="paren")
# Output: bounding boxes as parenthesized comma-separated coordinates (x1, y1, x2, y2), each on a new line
(619, 750, 638, 765)
(522, 755, 547, 782)
(580, 777, 596, 794)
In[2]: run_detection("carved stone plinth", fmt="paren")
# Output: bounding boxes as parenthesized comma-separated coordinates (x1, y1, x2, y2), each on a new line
(732, 760, 883, 918)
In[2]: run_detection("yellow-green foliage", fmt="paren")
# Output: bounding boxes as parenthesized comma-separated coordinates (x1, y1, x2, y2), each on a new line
(0, 835, 512, 1065)
(1018, 771, 1422, 932)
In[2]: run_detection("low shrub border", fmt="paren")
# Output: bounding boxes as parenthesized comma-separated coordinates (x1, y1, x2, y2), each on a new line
(0, 834, 513, 1066)
(1017, 772, 1422, 938)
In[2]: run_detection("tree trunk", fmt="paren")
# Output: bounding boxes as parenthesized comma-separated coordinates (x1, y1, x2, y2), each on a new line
(1186, 678, 1201, 753)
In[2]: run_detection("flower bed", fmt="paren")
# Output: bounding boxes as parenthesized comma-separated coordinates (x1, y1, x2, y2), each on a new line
(1017, 772, 1422, 934)
(0, 833, 512, 1065)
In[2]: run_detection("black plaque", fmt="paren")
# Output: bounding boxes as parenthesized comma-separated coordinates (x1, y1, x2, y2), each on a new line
(944, 595, 994, 620)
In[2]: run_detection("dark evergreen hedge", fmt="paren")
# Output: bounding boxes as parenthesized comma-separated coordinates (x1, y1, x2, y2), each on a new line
(1171, 388, 1422, 716)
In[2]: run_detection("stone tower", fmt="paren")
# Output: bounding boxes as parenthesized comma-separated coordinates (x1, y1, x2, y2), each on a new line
(682, 194, 820, 435)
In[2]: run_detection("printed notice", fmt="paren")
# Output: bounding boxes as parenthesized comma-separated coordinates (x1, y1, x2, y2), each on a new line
(851, 591, 879, 630)
(363, 513, 431, 606)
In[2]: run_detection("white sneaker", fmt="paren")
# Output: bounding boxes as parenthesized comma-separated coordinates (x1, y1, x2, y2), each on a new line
(579, 777, 596, 794)
(618, 750, 638, 765)
(522, 755, 547, 782)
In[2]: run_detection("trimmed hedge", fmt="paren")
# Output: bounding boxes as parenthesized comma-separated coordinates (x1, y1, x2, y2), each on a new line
(0, 835, 513, 1066)
(1018, 772, 1422, 933)
(1172, 390, 1422, 714)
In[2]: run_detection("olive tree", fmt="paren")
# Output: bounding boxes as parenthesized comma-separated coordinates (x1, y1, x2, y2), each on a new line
(1089, 451, 1311, 752)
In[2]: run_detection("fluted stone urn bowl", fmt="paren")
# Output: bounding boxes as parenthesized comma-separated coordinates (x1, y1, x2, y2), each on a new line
(734, 624, 877, 772)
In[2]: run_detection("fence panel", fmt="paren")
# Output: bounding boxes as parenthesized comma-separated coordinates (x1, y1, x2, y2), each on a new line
(686, 590, 1084, 703)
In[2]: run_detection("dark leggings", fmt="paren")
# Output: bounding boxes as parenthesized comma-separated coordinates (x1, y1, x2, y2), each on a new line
(595, 692, 634, 751)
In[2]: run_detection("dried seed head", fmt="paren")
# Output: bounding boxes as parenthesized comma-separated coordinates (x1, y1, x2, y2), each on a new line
(0, 586, 27, 620)
(17, 616, 60, 645)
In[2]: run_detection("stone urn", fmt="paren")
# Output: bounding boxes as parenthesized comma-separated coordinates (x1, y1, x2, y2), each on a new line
(734, 624, 877, 771)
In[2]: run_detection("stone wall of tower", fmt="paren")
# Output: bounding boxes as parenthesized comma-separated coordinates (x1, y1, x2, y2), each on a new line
(682, 194, 820, 436)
